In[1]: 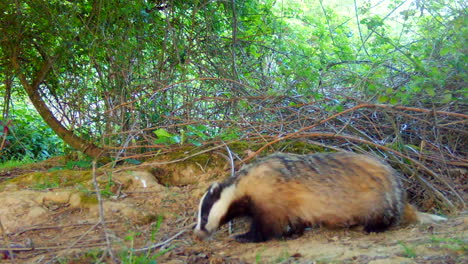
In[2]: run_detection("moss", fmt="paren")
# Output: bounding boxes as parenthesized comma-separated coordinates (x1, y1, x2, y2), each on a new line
(228, 141, 255, 153)
(184, 153, 212, 164)
(229, 140, 326, 155)
(273, 140, 326, 154)
(0, 156, 68, 174)
(0, 169, 92, 191)
(79, 193, 99, 205)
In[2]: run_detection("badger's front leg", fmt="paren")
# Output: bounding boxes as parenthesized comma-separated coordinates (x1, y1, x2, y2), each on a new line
(234, 211, 284, 243)
(233, 219, 266, 243)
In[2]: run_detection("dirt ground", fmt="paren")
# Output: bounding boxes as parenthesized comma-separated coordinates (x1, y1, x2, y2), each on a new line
(0, 157, 466, 264)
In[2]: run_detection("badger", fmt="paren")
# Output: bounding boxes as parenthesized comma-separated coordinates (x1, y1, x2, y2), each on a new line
(194, 152, 447, 243)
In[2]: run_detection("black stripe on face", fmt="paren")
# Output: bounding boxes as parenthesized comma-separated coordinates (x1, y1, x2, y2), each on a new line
(199, 183, 223, 231)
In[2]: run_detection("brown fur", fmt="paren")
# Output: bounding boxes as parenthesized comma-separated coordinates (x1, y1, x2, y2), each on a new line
(195, 152, 445, 243)
(231, 152, 407, 240)
(401, 203, 419, 225)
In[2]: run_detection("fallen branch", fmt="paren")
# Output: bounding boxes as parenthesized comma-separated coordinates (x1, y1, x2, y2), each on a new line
(134, 229, 188, 253)
(245, 103, 468, 162)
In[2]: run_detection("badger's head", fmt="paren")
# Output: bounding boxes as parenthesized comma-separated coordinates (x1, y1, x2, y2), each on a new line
(194, 182, 237, 240)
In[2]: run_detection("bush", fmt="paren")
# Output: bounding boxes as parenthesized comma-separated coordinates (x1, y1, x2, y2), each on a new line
(0, 102, 64, 162)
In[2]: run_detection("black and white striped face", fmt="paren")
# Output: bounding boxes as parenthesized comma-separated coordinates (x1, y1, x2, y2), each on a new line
(194, 182, 237, 240)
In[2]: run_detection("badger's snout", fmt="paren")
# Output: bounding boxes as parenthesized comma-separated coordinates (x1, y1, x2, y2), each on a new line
(193, 228, 211, 240)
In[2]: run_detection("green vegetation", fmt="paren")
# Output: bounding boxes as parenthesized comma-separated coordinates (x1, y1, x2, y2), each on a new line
(0, 0, 465, 160)
(47, 159, 94, 172)
(0, 102, 64, 162)
(119, 223, 176, 264)
(0, 169, 92, 192)
(274, 248, 293, 263)
(430, 236, 467, 253)
(398, 241, 417, 258)
(75, 173, 116, 199)
(81, 249, 106, 264)
(59, 224, 175, 264)
(255, 247, 267, 264)
(0, 157, 34, 170)
(31, 177, 60, 190)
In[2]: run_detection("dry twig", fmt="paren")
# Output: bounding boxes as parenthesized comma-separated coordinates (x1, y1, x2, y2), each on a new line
(0, 217, 16, 263)
(92, 160, 117, 263)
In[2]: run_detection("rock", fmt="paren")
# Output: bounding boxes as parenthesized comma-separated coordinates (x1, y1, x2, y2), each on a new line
(33, 190, 75, 204)
(111, 170, 164, 190)
(0, 190, 48, 232)
(0, 170, 164, 233)
(69, 192, 82, 207)
(0, 190, 84, 232)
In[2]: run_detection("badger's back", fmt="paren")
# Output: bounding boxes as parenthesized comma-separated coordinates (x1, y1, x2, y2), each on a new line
(236, 152, 405, 233)
(194, 152, 440, 243)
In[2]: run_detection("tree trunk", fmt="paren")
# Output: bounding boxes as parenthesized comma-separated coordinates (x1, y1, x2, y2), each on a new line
(10, 48, 108, 160)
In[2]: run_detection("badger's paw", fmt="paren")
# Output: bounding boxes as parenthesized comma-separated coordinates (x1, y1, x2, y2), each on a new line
(233, 230, 266, 243)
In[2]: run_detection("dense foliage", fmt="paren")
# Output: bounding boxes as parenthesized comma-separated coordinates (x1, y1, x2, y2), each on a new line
(0, 101, 63, 162)
(0, 0, 466, 160)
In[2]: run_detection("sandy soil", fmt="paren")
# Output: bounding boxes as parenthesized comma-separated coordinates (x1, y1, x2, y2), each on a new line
(0, 159, 466, 264)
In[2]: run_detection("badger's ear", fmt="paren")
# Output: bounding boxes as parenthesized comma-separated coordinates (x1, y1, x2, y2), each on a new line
(209, 182, 221, 194)
(208, 182, 223, 200)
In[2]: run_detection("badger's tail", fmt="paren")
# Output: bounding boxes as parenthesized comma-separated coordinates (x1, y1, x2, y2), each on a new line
(402, 203, 447, 225)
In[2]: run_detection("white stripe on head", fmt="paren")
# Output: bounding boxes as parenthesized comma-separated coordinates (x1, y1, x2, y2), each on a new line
(195, 190, 209, 230)
(205, 184, 237, 233)
(195, 183, 221, 231)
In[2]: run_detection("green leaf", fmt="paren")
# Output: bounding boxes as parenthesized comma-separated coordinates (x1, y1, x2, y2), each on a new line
(378, 96, 389, 103)
(441, 93, 452, 103)
(389, 97, 399, 105)
(154, 137, 171, 144)
(426, 88, 436, 96)
(440, 47, 451, 56)
(153, 128, 174, 138)
(180, 129, 186, 145)
(124, 159, 142, 165)
(189, 139, 202, 147)
(171, 135, 181, 144)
